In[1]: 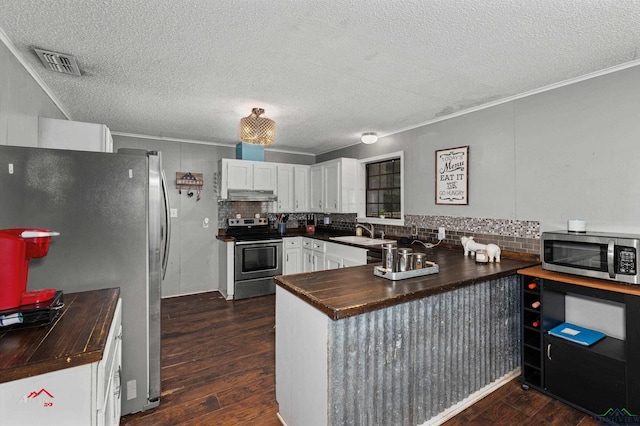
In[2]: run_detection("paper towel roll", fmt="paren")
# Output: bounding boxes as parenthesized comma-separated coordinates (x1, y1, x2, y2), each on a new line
(567, 219, 586, 233)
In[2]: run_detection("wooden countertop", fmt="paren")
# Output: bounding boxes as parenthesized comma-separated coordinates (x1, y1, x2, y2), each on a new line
(0, 288, 120, 384)
(275, 249, 537, 320)
(518, 265, 640, 296)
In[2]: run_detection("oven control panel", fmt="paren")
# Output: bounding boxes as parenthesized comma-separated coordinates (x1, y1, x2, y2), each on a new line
(228, 218, 268, 227)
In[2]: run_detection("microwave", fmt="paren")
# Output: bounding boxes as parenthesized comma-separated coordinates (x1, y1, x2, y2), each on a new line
(542, 231, 640, 284)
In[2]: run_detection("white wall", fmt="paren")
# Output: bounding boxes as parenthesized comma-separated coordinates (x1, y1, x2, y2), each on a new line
(0, 41, 66, 146)
(319, 65, 640, 234)
(113, 135, 315, 297)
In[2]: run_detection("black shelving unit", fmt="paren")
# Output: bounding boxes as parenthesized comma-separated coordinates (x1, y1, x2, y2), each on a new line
(521, 277, 542, 389)
(519, 269, 640, 422)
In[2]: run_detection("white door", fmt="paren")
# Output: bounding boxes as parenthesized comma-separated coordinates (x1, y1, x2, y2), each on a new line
(254, 163, 277, 191)
(226, 160, 254, 190)
(323, 161, 340, 213)
(293, 166, 310, 212)
(302, 248, 314, 272)
(284, 248, 301, 274)
(309, 165, 324, 212)
(324, 255, 342, 270)
(277, 165, 294, 212)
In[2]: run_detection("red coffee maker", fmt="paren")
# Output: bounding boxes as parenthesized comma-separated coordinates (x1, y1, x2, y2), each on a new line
(0, 228, 60, 311)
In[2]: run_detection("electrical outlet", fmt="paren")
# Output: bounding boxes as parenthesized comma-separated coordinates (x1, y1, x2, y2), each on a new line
(438, 227, 446, 240)
(127, 379, 137, 400)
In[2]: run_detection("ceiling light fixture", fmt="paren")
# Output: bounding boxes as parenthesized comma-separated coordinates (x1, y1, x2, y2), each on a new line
(361, 132, 378, 144)
(239, 108, 276, 145)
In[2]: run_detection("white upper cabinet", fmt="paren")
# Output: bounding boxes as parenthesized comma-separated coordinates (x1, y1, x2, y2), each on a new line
(254, 162, 278, 191)
(293, 166, 310, 212)
(219, 158, 355, 211)
(277, 165, 309, 213)
(220, 159, 277, 198)
(309, 158, 358, 213)
(276, 164, 294, 212)
(225, 159, 254, 190)
(309, 165, 324, 212)
(38, 117, 113, 153)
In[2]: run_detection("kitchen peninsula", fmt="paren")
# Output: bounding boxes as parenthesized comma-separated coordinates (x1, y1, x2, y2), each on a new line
(274, 249, 536, 426)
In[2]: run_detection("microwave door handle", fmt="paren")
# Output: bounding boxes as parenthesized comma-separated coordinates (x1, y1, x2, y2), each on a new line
(607, 240, 616, 279)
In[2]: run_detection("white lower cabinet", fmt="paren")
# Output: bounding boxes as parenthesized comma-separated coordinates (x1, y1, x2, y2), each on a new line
(283, 237, 302, 275)
(0, 299, 123, 426)
(287, 237, 367, 274)
(302, 238, 325, 272)
(324, 254, 342, 270)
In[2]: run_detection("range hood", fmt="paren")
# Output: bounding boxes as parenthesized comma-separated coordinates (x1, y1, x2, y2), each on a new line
(227, 190, 278, 202)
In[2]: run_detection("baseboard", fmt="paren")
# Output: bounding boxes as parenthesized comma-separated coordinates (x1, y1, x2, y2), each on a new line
(421, 368, 522, 426)
(276, 412, 287, 425)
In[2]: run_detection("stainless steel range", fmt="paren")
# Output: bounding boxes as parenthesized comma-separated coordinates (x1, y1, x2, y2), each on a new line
(226, 218, 283, 299)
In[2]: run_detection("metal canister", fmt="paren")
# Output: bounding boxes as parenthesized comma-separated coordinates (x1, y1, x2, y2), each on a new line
(381, 243, 397, 272)
(413, 252, 427, 269)
(397, 248, 413, 272)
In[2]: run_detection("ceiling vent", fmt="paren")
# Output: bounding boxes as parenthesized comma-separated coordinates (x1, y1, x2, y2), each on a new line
(33, 48, 81, 76)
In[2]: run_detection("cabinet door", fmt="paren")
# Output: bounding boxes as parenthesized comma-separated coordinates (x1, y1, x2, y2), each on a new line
(312, 252, 325, 272)
(302, 248, 314, 272)
(293, 166, 310, 212)
(324, 254, 342, 270)
(254, 163, 277, 191)
(309, 165, 324, 212)
(323, 161, 340, 213)
(277, 165, 294, 212)
(284, 248, 301, 274)
(544, 335, 626, 415)
(226, 160, 254, 190)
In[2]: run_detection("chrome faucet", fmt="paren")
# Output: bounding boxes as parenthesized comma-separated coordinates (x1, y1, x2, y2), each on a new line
(412, 239, 439, 249)
(356, 223, 375, 238)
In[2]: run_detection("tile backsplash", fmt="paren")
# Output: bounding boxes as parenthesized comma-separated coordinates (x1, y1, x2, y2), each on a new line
(217, 202, 540, 254)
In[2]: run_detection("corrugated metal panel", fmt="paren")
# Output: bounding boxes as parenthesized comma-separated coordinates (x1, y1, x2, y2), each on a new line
(328, 276, 521, 426)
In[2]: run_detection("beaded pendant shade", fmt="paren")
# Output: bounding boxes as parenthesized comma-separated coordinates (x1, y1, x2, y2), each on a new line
(239, 108, 276, 145)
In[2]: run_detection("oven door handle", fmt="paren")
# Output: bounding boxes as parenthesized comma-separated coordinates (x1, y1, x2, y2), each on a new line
(235, 239, 283, 245)
(607, 240, 616, 278)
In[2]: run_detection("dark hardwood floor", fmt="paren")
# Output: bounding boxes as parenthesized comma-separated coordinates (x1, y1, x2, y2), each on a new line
(120, 291, 604, 426)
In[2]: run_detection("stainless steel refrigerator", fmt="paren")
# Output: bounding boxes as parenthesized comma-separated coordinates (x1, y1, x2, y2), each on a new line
(0, 145, 170, 416)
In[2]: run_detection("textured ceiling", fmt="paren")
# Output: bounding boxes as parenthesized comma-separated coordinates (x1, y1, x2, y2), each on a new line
(1, 1, 639, 154)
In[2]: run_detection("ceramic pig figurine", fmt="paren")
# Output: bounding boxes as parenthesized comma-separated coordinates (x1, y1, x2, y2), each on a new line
(486, 243, 501, 263)
(460, 236, 485, 256)
(460, 236, 501, 263)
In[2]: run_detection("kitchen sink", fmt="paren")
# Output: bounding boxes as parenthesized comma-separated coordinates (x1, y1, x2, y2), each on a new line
(329, 236, 396, 246)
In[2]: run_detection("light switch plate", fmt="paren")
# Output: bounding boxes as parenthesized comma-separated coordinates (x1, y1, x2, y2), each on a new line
(170, 208, 178, 218)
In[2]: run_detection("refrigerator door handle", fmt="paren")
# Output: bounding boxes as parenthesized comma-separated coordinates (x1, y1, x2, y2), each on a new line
(161, 168, 171, 280)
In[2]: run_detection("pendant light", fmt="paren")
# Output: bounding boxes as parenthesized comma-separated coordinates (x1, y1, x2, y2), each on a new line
(239, 108, 276, 145)
(361, 132, 378, 144)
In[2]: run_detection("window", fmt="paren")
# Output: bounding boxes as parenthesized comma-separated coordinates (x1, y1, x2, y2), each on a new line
(357, 151, 404, 225)
(366, 158, 401, 218)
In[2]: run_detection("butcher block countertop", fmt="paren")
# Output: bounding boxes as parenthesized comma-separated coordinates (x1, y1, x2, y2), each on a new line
(275, 249, 537, 320)
(0, 288, 120, 384)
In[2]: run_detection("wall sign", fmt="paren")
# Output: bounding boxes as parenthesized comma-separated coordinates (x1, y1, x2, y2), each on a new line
(435, 146, 469, 205)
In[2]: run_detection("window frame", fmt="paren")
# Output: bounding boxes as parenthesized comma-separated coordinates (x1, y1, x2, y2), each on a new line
(357, 151, 405, 226)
